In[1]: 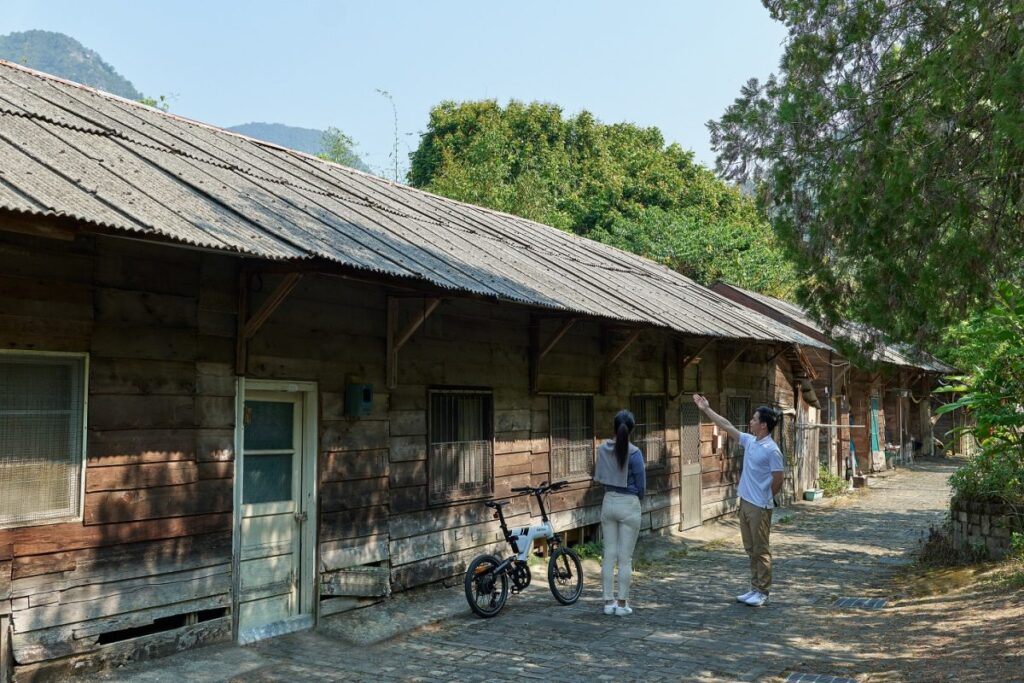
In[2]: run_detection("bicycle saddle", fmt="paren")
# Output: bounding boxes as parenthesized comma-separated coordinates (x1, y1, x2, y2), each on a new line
(484, 500, 510, 509)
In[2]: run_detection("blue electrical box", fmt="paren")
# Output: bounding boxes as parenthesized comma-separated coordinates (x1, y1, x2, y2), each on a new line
(345, 383, 374, 417)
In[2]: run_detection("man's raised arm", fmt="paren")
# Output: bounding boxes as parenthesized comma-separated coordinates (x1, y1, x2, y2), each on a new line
(692, 394, 741, 443)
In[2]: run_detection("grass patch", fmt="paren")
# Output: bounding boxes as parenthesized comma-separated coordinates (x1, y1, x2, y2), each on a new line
(690, 538, 730, 552)
(818, 465, 849, 497)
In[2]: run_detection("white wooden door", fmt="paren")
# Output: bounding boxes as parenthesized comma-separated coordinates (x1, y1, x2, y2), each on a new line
(237, 390, 309, 641)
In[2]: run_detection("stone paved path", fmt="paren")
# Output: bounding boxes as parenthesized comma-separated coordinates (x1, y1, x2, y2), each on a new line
(88, 461, 956, 682)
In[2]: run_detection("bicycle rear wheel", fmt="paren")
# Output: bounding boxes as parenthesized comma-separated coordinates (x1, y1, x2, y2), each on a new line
(547, 546, 583, 605)
(464, 554, 509, 618)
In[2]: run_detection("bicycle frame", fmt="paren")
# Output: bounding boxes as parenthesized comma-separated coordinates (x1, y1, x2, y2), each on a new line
(491, 487, 559, 564)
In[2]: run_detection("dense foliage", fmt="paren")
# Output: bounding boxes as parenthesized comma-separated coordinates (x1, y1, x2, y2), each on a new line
(940, 283, 1024, 502)
(710, 1, 1024, 344)
(409, 100, 797, 296)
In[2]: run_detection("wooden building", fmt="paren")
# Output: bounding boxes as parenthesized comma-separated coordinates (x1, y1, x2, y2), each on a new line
(0, 61, 830, 680)
(712, 283, 955, 478)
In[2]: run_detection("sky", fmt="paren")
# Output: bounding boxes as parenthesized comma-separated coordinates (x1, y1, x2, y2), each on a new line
(2, 1, 788, 178)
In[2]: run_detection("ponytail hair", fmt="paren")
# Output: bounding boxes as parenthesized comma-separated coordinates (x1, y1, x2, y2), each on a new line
(613, 409, 636, 468)
(754, 406, 781, 432)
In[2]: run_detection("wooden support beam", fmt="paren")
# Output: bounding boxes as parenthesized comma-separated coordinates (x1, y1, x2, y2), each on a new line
(235, 271, 303, 375)
(242, 272, 303, 339)
(539, 318, 576, 361)
(766, 345, 787, 366)
(721, 344, 750, 373)
(387, 297, 441, 389)
(600, 328, 642, 394)
(668, 337, 714, 400)
(0, 213, 77, 241)
(530, 317, 576, 394)
(235, 271, 304, 375)
(234, 269, 250, 376)
(681, 338, 713, 373)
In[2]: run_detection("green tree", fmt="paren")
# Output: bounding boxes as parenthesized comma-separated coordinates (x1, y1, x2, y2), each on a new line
(938, 283, 1024, 502)
(709, 0, 1024, 345)
(409, 99, 797, 297)
(139, 94, 170, 112)
(317, 127, 363, 169)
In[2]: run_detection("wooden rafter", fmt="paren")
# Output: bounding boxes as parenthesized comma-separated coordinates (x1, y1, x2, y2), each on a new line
(235, 271, 304, 375)
(387, 297, 442, 389)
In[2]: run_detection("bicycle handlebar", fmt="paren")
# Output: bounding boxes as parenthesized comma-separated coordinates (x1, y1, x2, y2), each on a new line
(509, 480, 570, 495)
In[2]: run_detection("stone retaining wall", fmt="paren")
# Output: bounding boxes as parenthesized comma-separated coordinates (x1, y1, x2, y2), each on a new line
(951, 497, 1024, 559)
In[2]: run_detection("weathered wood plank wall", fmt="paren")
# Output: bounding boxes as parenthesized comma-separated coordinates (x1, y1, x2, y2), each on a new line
(0, 233, 233, 680)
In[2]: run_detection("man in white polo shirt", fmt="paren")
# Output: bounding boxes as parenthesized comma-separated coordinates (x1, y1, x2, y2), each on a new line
(693, 394, 784, 607)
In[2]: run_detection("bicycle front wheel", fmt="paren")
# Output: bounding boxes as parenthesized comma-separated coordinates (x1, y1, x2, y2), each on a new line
(547, 546, 583, 605)
(464, 554, 509, 618)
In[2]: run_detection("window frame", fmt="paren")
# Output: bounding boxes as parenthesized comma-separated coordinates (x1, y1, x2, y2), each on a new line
(725, 395, 751, 457)
(426, 388, 495, 506)
(548, 393, 595, 482)
(0, 350, 89, 529)
(630, 394, 667, 469)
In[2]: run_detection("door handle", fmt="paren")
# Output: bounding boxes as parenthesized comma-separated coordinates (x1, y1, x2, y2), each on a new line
(294, 511, 308, 523)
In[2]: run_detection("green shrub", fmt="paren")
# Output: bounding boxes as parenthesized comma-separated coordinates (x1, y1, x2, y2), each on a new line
(939, 283, 1024, 503)
(573, 540, 603, 560)
(818, 465, 848, 497)
(1012, 532, 1024, 561)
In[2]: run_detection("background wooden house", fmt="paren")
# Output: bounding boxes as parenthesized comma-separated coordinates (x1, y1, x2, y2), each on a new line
(0, 61, 830, 680)
(712, 283, 955, 479)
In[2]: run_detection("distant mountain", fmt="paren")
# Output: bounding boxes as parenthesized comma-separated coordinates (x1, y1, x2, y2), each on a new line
(227, 123, 324, 156)
(228, 122, 369, 172)
(0, 30, 369, 173)
(0, 30, 142, 100)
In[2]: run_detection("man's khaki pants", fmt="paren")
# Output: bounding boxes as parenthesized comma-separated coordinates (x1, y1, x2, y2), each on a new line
(738, 498, 773, 593)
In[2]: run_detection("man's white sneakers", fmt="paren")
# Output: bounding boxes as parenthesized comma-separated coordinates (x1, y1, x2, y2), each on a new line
(736, 590, 756, 603)
(743, 591, 769, 607)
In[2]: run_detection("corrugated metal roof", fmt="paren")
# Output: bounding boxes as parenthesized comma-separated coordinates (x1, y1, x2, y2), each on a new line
(0, 60, 830, 349)
(715, 283, 955, 374)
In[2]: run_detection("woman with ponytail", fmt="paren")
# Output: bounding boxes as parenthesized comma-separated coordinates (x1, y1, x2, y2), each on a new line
(593, 409, 646, 616)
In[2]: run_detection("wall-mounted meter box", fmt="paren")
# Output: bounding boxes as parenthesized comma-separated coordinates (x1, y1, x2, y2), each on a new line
(345, 383, 374, 417)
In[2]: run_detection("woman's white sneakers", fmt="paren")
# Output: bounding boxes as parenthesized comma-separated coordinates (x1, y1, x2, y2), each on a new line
(604, 602, 633, 615)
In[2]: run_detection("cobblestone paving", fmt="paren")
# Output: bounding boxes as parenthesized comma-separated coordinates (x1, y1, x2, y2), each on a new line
(90, 461, 956, 682)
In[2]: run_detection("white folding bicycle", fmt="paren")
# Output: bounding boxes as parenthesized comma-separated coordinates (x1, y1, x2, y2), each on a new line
(464, 480, 584, 618)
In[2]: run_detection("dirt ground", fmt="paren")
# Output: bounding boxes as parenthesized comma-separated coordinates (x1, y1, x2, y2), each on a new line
(863, 559, 1024, 682)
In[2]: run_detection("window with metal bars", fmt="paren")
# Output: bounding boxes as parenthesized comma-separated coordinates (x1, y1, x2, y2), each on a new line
(630, 395, 666, 467)
(0, 353, 86, 528)
(726, 396, 750, 456)
(428, 390, 493, 504)
(549, 395, 594, 480)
